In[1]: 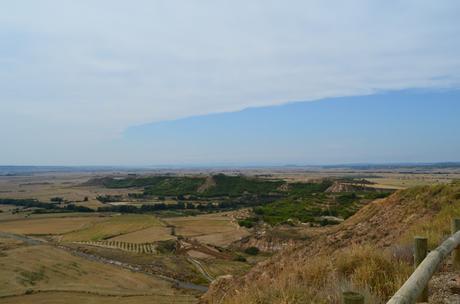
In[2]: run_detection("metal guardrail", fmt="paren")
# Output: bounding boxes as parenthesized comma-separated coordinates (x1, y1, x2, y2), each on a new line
(343, 218, 460, 304)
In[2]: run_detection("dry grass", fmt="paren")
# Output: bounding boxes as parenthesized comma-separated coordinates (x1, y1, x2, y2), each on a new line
(205, 259, 252, 279)
(0, 173, 144, 209)
(206, 182, 460, 304)
(165, 213, 249, 247)
(398, 182, 460, 248)
(0, 242, 197, 302)
(366, 173, 456, 189)
(0, 216, 107, 235)
(61, 214, 163, 242)
(335, 246, 412, 300)
(0, 292, 197, 304)
(221, 246, 411, 304)
(108, 225, 174, 243)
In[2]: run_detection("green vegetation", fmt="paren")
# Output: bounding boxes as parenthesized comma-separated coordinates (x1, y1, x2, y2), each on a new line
(244, 247, 260, 255)
(19, 267, 46, 286)
(238, 218, 258, 228)
(233, 255, 247, 262)
(93, 175, 391, 226)
(50, 197, 64, 203)
(287, 180, 333, 197)
(97, 174, 282, 198)
(156, 239, 177, 254)
(98, 176, 205, 196)
(200, 174, 282, 197)
(0, 198, 94, 213)
(248, 186, 391, 225)
(96, 195, 122, 203)
(144, 177, 206, 196)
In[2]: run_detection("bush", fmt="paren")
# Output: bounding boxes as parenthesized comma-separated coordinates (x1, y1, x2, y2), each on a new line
(244, 247, 260, 255)
(233, 255, 247, 262)
(50, 197, 64, 203)
(156, 240, 177, 254)
(238, 218, 257, 228)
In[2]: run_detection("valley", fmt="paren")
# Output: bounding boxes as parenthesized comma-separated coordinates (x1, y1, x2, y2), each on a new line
(0, 165, 459, 303)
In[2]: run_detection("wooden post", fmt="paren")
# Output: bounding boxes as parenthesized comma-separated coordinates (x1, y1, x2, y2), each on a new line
(452, 218, 460, 269)
(414, 236, 428, 302)
(343, 291, 364, 304)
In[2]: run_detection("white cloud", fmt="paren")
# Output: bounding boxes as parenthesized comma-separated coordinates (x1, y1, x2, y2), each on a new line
(0, 0, 459, 163)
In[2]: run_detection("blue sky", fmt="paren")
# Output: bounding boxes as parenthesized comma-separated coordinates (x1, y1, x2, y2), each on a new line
(123, 89, 460, 165)
(0, 1, 459, 165)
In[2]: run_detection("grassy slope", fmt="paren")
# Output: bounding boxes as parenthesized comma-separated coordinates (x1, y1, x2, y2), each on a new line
(0, 242, 197, 303)
(203, 181, 460, 304)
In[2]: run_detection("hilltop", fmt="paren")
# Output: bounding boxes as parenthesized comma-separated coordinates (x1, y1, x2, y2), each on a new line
(202, 181, 460, 303)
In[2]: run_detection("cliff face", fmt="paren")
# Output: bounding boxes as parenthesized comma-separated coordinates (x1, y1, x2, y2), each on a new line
(202, 182, 460, 304)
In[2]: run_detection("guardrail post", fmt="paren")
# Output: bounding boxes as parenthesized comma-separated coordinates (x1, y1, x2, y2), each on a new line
(414, 236, 428, 302)
(452, 218, 460, 269)
(343, 291, 364, 304)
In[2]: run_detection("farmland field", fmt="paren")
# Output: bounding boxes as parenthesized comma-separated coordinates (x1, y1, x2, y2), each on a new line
(108, 225, 174, 243)
(62, 214, 163, 242)
(0, 216, 106, 235)
(165, 213, 250, 247)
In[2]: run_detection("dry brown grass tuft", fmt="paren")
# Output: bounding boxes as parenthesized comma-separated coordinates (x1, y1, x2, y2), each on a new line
(221, 246, 411, 304)
(399, 182, 460, 248)
(223, 255, 338, 304)
(335, 245, 412, 301)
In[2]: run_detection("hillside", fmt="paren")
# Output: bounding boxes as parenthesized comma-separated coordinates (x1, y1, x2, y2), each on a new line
(202, 181, 460, 303)
(87, 174, 283, 197)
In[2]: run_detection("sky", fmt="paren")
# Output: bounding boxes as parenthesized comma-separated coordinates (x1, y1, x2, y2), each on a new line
(0, 1, 459, 165)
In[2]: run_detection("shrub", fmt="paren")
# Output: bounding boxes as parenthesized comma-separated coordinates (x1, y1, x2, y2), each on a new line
(50, 197, 64, 203)
(233, 255, 247, 262)
(156, 240, 177, 254)
(244, 247, 260, 255)
(238, 218, 257, 228)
